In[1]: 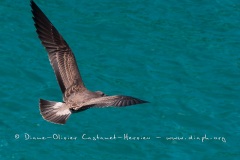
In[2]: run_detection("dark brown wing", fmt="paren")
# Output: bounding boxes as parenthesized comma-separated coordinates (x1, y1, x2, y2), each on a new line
(79, 95, 148, 110)
(31, 0, 85, 93)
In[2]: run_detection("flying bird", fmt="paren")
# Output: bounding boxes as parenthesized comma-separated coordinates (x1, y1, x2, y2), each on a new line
(31, 0, 148, 125)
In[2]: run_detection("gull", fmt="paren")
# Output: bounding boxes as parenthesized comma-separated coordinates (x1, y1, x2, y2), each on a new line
(31, 0, 148, 125)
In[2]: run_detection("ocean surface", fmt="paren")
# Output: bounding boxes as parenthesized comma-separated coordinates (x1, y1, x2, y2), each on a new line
(1, 0, 240, 159)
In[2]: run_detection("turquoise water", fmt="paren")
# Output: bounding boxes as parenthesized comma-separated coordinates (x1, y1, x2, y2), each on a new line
(1, 0, 240, 159)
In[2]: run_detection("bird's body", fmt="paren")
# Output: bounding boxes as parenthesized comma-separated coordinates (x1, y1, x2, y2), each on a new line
(31, 0, 148, 125)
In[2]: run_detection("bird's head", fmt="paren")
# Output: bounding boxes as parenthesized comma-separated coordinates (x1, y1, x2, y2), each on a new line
(95, 91, 106, 97)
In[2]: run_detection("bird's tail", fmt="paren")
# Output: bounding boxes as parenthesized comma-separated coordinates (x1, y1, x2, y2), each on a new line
(39, 99, 72, 124)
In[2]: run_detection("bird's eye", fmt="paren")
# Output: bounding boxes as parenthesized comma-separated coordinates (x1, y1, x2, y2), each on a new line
(95, 91, 106, 96)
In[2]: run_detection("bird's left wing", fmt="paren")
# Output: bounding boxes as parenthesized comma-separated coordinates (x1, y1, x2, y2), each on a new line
(31, 0, 85, 93)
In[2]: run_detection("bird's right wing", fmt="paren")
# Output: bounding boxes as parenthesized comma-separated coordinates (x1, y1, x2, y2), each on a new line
(80, 95, 148, 110)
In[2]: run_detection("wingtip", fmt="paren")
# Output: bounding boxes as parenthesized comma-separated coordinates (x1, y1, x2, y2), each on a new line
(30, 0, 34, 4)
(30, 0, 37, 16)
(142, 100, 149, 103)
(30, 0, 35, 8)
